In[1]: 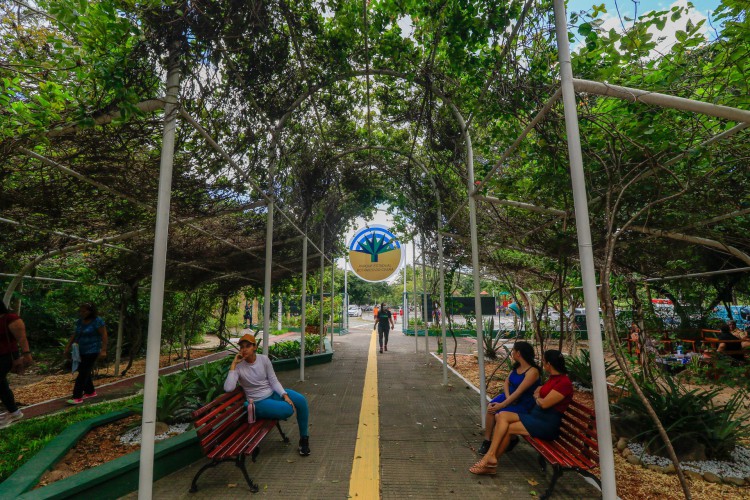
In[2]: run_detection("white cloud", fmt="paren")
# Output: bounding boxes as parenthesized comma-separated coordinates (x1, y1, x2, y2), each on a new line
(585, 0, 709, 59)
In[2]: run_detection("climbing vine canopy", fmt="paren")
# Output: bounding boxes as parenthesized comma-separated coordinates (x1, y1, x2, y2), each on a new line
(0, 0, 747, 300)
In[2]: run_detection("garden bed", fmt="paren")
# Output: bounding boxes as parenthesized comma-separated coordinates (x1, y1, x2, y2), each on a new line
(11, 349, 216, 407)
(1, 339, 334, 498)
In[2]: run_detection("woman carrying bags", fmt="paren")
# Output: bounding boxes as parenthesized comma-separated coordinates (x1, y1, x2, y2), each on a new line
(65, 303, 108, 405)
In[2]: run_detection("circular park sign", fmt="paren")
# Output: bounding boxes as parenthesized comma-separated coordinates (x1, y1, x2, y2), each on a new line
(348, 225, 403, 282)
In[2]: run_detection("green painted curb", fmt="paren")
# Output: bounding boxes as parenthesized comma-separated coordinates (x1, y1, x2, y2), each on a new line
(271, 338, 334, 371)
(403, 328, 476, 337)
(0, 410, 132, 498)
(285, 326, 344, 333)
(17, 429, 202, 500)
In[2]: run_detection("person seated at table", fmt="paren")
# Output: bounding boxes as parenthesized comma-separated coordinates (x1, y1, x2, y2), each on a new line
(477, 341, 540, 455)
(741, 324, 750, 350)
(224, 333, 311, 456)
(469, 350, 573, 475)
(728, 320, 744, 338)
(717, 324, 745, 362)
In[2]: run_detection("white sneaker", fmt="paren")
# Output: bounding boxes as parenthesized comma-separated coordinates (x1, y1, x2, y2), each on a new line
(0, 410, 23, 429)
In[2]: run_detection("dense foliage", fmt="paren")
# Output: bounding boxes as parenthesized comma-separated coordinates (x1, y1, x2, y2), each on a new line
(612, 376, 750, 460)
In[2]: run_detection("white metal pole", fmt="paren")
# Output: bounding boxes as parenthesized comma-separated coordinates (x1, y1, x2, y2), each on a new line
(437, 210, 448, 385)
(466, 143, 487, 427)
(422, 235, 428, 352)
(263, 197, 274, 351)
(300, 236, 307, 381)
(553, 1, 616, 497)
(330, 259, 334, 348)
(114, 294, 125, 377)
(138, 46, 180, 500)
(413, 241, 418, 353)
(403, 256, 408, 332)
(319, 229, 325, 352)
(344, 258, 349, 332)
(277, 295, 282, 332)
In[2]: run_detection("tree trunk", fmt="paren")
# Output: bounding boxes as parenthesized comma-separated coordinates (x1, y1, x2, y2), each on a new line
(601, 270, 691, 499)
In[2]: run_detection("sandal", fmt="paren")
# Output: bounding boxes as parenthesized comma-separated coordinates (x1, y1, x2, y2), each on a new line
(469, 460, 497, 475)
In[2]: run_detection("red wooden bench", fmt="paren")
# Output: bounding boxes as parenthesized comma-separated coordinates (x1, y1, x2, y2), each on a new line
(699, 328, 746, 364)
(189, 390, 289, 493)
(522, 401, 601, 499)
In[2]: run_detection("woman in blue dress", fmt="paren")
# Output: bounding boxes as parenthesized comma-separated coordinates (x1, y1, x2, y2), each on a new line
(477, 341, 540, 454)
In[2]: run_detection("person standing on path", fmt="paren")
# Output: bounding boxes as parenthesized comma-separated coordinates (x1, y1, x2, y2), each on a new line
(0, 301, 32, 428)
(374, 302, 394, 353)
(64, 303, 108, 404)
(224, 333, 311, 456)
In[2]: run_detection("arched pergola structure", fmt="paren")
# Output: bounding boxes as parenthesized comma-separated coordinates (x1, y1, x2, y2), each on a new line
(5, 2, 750, 499)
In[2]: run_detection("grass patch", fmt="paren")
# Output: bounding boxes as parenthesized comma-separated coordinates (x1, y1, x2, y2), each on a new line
(0, 396, 143, 482)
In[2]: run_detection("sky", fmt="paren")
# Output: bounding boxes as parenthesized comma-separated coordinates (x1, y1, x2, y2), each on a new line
(567, 0, 724, 50)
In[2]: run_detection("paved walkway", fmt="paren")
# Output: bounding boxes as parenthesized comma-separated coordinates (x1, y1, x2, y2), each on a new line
(125, 320, 600, 499)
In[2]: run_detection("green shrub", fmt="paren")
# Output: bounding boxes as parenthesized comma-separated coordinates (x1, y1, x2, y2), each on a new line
(185, 357, 232, 406)
(265, 334, 323, 360)
(567, 349, 617, 388)
(612, 376, 750, 460)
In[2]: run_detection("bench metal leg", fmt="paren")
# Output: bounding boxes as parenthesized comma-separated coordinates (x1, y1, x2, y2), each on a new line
(540, 465, 563, 500)
(189, 459, 221, 493)
(577, 469, 603, 493)
(276, 421, 290, 443)
(237, 453, 259, 493)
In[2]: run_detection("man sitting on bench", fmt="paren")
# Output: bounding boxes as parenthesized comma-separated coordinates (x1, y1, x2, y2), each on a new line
(224, 333, 311, 456)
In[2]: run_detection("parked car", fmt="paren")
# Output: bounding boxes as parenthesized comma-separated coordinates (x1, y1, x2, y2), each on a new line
(361, 305, 373, 312)
(348, 305, 362, 317)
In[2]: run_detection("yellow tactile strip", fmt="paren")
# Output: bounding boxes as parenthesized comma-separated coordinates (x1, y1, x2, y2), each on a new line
(347, 329, 380, 499)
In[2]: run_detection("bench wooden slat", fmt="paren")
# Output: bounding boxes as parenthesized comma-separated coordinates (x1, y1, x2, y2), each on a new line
(199, 407, 246, 451)
(523, 402, 599, 473)
(559, 420, 599, 450)
(207, 421, 250, 459)
(556, 432, 598, 464)
(241, 420, 277, 455)
(192, 390, 239, 419)
(195, 392, 245, 427)
(219, 420, 275, 458)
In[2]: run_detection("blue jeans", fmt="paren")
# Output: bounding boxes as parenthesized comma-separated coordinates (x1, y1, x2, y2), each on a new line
(254, 390, 309, 437)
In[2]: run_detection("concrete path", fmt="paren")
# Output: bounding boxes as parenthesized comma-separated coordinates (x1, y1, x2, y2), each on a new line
(124, 320, 600, 499)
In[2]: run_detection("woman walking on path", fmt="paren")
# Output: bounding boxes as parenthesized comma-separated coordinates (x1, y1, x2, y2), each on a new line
(0, 302, 33, 428)
(65, 303, 108, 404)
(374, 303, 394, 353)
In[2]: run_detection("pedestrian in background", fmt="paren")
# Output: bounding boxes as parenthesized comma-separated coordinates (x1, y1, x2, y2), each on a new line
(0, 301, 32, 428)
(374, 303, 394, 353)
(64, 303, 108, 405)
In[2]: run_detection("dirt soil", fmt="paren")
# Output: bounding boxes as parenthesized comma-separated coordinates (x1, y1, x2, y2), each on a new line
(36, 415, 153, 488)
(11, 349, 216, 407)
(444, 352, 749, 500)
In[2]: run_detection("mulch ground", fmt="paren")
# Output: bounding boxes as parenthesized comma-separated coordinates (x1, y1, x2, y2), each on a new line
(10, 349, 215, 407)
(444, 352, 749, 500)
(36, 415, 148, 488)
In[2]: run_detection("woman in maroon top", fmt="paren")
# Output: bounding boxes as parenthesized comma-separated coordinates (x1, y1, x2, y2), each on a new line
(469, 349, 573, 475)
(0, 301, 33, 428)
